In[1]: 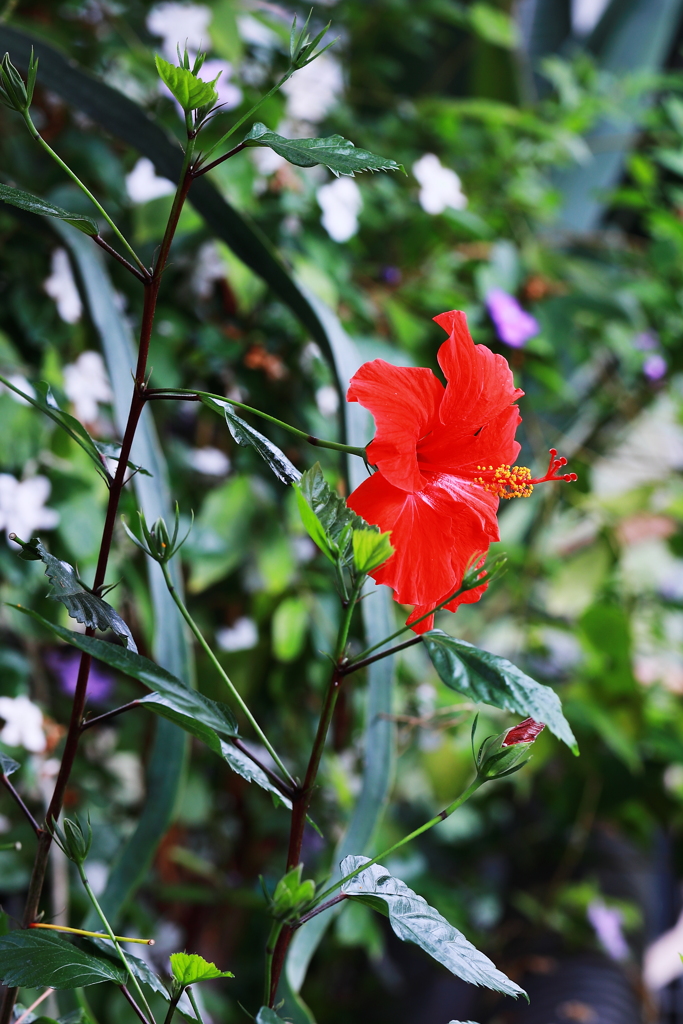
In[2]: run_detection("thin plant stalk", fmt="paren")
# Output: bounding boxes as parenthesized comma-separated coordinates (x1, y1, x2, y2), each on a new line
(147, 387, 368, 459)
(263, 921, 284, 1006)
(21, 111, 147, 274)
(159, 563, 296, 788)
(78, 864, 156, 1024)
(185, 988, 205, 1024)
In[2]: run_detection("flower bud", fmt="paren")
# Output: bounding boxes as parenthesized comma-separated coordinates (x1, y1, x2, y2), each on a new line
(476, 717, 544, 780)
(0, 50, 37, 114)
(270, 863, 316, 921)
(122, 505, 192, 564)
(49, 815, 92, 865)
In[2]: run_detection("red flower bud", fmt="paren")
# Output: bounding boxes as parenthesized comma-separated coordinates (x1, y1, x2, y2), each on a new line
(502, 718, 544, 747)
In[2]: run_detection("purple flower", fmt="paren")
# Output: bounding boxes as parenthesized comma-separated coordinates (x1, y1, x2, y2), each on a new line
(486, 289, 539, 348)
(45, 649, 114, 705)
(643, 353, 667, 380)
(587, 901, 629, 961)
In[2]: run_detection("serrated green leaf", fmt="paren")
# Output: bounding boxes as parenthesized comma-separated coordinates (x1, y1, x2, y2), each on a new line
(0, 752, 20, 776)
(169, 952, 234, 985)
(295, 463, 378, 568)
(201, 396, 301, 484)
(0, 183, 98, 235)
(155, 55, 218, 112)
(13, 539, 137, 652)
(242, 123, 404, 178)
(421, 631, 577, 752)
(0, 931, 127, 988)
(352, 529, 394, 575)
(340, 857, 525, 998)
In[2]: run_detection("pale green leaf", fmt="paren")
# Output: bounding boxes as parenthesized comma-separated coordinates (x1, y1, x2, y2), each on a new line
(169, 952, 234, 985)
(352, 529, 394, 575)
(154, 55, 218, 112)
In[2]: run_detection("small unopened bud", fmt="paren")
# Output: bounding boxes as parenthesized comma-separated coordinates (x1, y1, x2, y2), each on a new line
(122, 504, 192, 564)
(49, 815, 92, 865)
(476, 718, 544, 780)
(0, 50, 37, 114)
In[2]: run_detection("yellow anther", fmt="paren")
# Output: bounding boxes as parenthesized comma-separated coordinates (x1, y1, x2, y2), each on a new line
(472, 464, 534, 499)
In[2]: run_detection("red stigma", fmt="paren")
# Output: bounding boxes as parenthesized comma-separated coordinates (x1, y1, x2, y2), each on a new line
(528, 448, 577, 486)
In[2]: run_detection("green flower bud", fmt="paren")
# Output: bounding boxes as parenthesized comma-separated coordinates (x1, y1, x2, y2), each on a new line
(270, 864, 316, 921)
(122, 504, 192, 564)
(476, 718, 544, 781)
(49, 815, 92, 865)
(0, 50, 37, 114)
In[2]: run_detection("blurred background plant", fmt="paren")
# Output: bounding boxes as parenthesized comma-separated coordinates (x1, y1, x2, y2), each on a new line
(2, 0, 683, 1022)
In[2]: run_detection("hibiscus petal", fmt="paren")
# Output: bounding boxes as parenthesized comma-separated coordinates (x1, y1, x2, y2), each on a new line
(347, 360, 443, 492)
(419, 404, 522, 474)
(347, 471, 495, 629)
(433, 310, 524, 432)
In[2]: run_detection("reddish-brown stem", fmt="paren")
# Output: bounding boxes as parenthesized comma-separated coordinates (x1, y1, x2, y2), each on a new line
(92, 235, 150, 284)
(340, 635, 422, 676)
(268, 665, 345, 1005)
(119, 986, 153, 1024)
(192, 141, 246, 177)
(0, 158, 196, 1024)
(231, 738, 296, 800)
(294, 894, 347, 928)
(80, 700, 141, 732)
(1, 773, 43, 836)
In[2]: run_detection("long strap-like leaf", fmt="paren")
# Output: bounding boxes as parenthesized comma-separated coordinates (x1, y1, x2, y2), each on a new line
(0, 25, 346, 430)
(58, 223, 192, 927)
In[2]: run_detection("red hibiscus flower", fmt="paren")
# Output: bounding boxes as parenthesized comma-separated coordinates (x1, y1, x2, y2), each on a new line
(346, 309, 575, 632)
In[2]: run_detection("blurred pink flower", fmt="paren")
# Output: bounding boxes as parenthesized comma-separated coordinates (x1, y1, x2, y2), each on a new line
(587, 900, 628, 961)
(486, 289, 539, 348)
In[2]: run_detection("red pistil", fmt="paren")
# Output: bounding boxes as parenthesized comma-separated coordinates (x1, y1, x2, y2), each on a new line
(528, 448, 577, 486)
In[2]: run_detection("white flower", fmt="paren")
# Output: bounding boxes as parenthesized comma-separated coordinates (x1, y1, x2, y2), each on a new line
(146, 2, 211, 60)
(0, 374, 35, 406)
(200, 59, 242, 110)
(125, 158, 175, 204)
(0, 474, 59, 545)
(315, 385, 339, 417)
(62, 351, 113, 424)
(282, 53, 343, 123)
(572, 0, 611, 36)
(190, 447, 231, 476)
(237, 14, 279, 48)
(216, 617, 258, 652)
(0, 695, 46, 752)
(412, 153, 467, 215)
(317, 177, 362, 242)
(44, 248, 83, 324)
(191, 241, 226, 298)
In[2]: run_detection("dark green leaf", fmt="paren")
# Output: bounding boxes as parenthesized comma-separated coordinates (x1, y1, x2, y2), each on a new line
(201, 396, 301, 485)
(154, 55, 218, 112)
(0, 183, 98, 235)
(295, 462, 378, 566)
(0, 375, 111, 485)
(0, 752, 20, 776)
(242, 124, 404, 178)
(13, 540, 137, 652)
(85, 937, 169, 999)
(421, 630, 577, 752)
(340, 857, 525, 998)
(11, 606, 237, 745)
(169, 952, 234, 985)
(0, 931, 127, 988)
(220, 742, 292, 808)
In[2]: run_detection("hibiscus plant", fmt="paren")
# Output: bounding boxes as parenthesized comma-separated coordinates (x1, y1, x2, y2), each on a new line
(0, 23, 581, 1024)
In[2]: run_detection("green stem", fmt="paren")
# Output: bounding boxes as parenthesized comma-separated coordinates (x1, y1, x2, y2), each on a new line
(336, 583, 362, 661)
(160, 563, 296, 788)
(313, 777, 484, 907)
(185, 988, 205, 1024)
(148, 387, 368, 459)
(347, 583, 469, 666)
(22, 111, 147, 274)
(78, 864, 155, 1024)
(197, 71, 295, 166)
(263, 921, 283, 1006)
